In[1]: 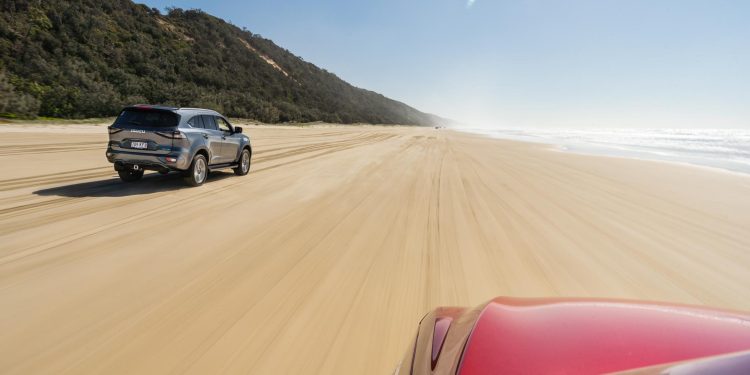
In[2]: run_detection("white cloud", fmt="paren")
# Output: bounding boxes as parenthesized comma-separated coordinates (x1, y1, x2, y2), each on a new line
(467, 0, 477, 8)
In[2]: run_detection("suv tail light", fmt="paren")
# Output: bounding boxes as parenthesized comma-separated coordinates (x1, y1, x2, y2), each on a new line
(108, 127, 123, 134)
(156, 131, 186, 139)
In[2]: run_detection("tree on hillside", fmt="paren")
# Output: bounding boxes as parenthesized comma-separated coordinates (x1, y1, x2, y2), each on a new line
(0, 69, 40, 118)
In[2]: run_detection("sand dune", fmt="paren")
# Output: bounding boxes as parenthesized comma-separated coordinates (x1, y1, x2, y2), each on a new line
(1, 124, 749, 374)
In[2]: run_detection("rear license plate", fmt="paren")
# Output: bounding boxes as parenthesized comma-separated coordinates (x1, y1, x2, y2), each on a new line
(131, 141, 148, 149)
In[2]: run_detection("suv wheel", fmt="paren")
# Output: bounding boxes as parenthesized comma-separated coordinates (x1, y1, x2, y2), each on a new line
(234, 149, 251, 176)
(118, 169, 144, 182)
(184, 154, 208, 186)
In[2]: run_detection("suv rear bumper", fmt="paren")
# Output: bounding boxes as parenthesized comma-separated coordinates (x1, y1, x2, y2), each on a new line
(106, 148, 191, 172)
(113, 160, 171, 174)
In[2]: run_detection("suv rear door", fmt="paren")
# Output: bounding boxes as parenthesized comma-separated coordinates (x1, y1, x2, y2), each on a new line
(109, 108, 179, 155)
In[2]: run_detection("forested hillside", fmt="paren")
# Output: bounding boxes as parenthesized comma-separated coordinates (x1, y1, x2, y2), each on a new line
(0, 0, 443, 125)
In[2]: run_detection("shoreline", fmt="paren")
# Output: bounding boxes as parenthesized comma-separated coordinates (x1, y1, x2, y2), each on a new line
(3, 120, 749, 179)
(457, 127, 750, 177)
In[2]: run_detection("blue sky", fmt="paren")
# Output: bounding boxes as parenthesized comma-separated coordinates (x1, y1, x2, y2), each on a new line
(139, 0, 749, 128)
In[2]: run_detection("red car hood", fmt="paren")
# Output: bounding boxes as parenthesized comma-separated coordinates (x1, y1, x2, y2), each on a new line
(398, 297, 750, 374)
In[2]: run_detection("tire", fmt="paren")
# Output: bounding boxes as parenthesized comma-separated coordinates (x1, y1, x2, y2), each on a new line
(233, 148, 251, 176)
(183, 154, 208, 187)
(118, 169, 144, 182)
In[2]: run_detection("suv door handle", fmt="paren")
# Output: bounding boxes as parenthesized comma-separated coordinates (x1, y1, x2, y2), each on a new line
(202, 134, 208, 139)
(222, 136, 227, 140)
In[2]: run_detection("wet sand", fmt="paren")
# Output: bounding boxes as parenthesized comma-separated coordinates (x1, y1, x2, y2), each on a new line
(1, 123, 749, 374)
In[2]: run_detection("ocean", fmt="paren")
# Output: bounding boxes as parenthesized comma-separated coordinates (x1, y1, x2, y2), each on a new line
(466, 128, 750, 175)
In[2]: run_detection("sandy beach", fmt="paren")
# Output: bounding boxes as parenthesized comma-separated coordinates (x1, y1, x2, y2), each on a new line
(1, 123, 750, 374)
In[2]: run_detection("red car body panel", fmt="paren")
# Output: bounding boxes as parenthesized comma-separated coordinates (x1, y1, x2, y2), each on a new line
(398, 297, 750, 375)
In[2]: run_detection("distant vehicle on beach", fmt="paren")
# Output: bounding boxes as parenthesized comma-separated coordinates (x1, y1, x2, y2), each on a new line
(106, 105, 252, 186)
(397, 297, 750, 374)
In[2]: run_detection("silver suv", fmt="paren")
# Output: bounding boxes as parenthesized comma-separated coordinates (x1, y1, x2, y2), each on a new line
(106, 105, 252, 186)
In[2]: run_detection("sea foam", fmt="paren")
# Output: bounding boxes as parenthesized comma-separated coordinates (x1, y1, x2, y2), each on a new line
(466, 128, 750, 175)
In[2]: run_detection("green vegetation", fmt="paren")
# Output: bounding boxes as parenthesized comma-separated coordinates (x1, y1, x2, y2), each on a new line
(0, 0, 443, 125)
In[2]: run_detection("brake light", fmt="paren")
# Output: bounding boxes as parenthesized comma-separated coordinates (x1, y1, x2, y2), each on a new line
(155, 131, 186, 139)
(108, 127, 123, 134)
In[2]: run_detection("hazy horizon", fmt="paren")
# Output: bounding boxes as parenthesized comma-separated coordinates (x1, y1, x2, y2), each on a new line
(141, 0, 749, 129)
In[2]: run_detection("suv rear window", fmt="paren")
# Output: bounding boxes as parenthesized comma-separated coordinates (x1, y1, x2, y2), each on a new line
(188, 115, 205, 129)
(114, 109, 179, 129)
(202, 115, 219, 130)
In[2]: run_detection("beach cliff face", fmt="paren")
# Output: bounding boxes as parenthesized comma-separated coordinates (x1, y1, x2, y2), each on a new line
(1, 124, 749, 374)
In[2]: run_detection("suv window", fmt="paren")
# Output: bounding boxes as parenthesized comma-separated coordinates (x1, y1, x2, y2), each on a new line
(202, 115, 219, 131)
(188, 115, 205, 129)
(114, 109, 179, 128)
(216, 117, 232, 133)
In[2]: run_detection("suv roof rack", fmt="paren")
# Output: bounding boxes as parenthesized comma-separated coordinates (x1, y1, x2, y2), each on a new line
(128, 104, 179, 111)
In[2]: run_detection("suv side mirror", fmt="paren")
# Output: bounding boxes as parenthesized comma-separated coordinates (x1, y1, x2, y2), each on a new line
(234, 126, 243, 134)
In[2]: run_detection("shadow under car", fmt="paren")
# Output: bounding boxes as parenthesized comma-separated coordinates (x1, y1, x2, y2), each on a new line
(34, 171, 235, 198)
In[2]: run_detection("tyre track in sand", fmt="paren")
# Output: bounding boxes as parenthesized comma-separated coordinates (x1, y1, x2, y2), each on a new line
(0, 141, 104, 156)
(0, 167, 113, 192)
(0, 133, 393, 192)
(0, 132, 398, 237)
